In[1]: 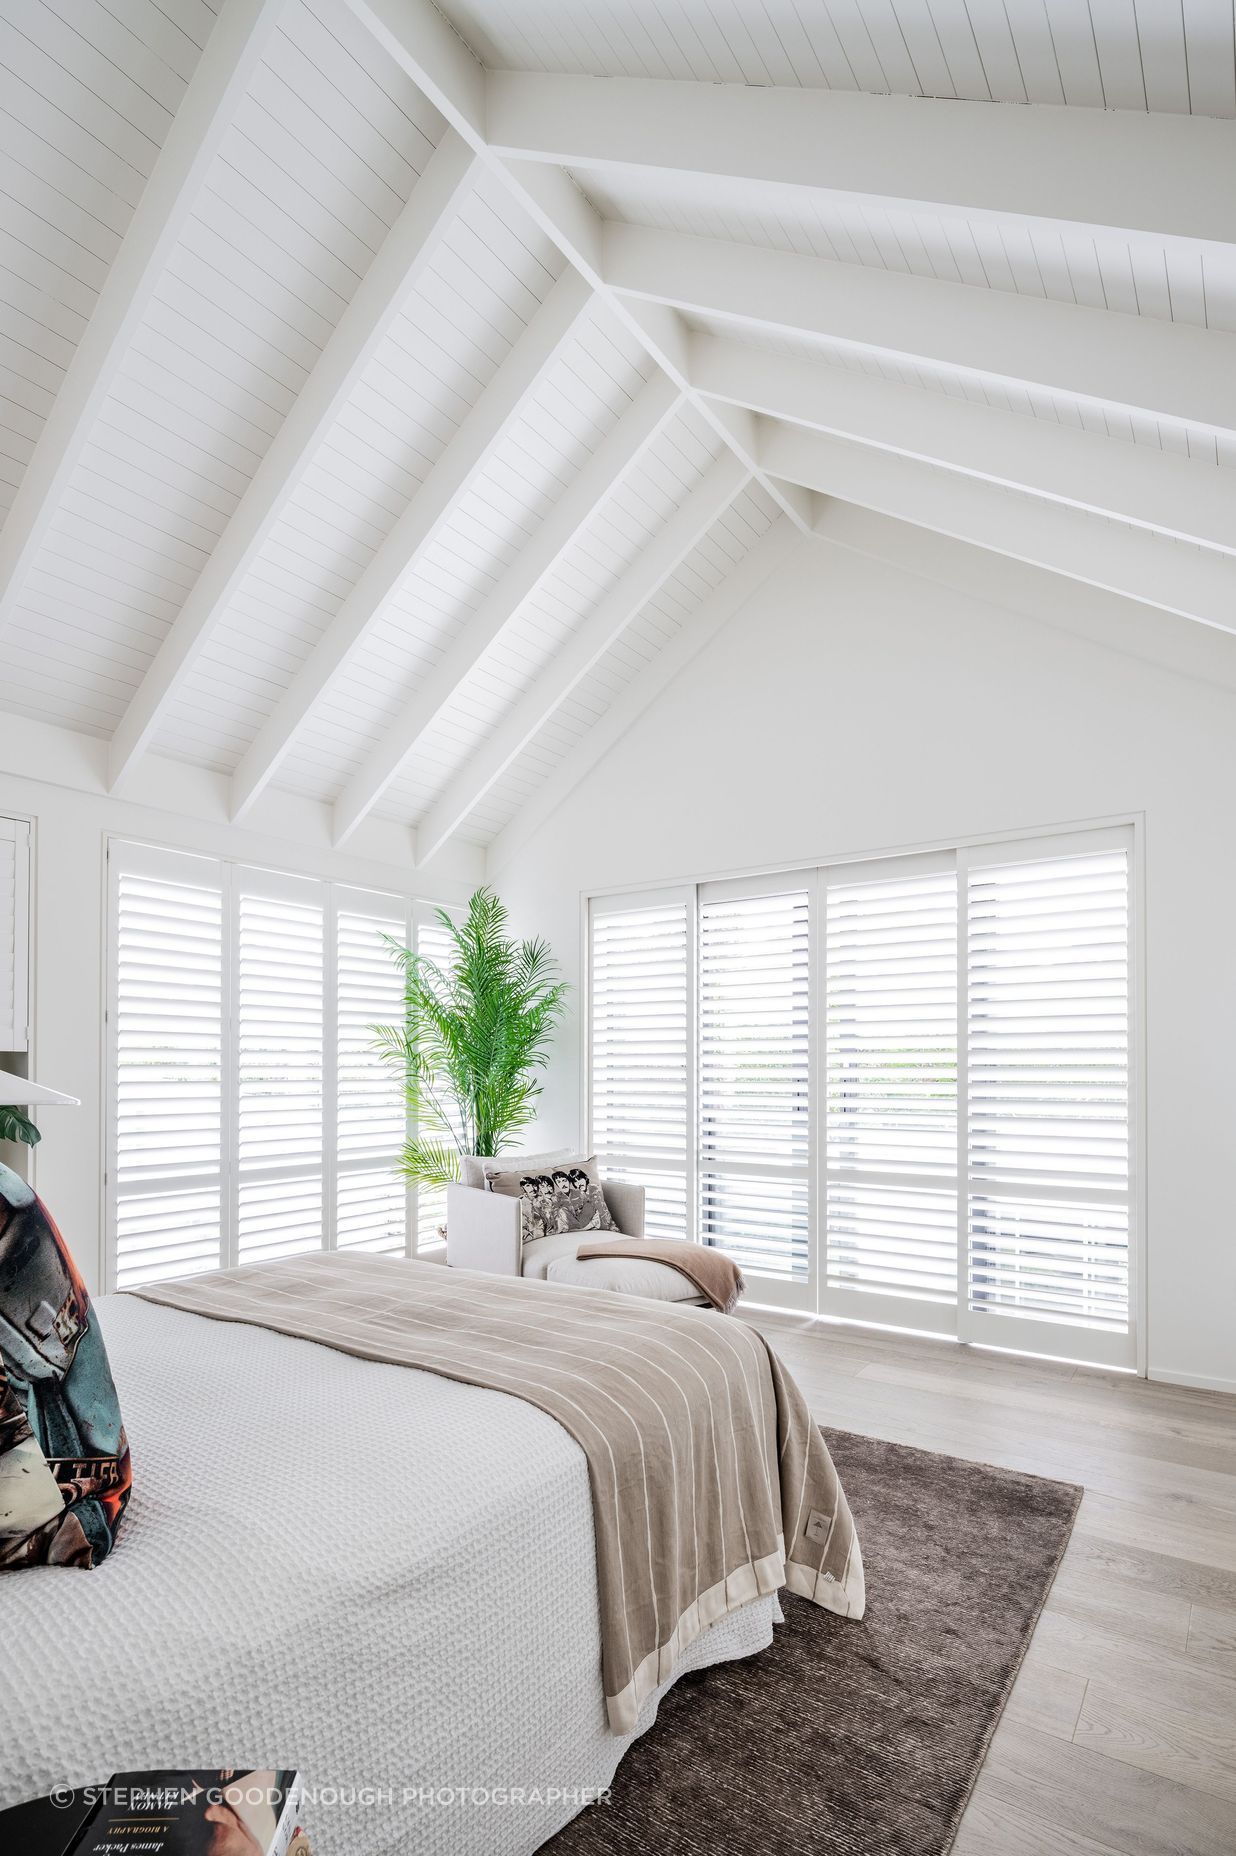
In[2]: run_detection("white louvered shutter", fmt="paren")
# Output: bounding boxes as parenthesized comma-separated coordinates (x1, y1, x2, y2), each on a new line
(337, 891, 409, 1255)
(698, 884, 810, 1282)
(590, 894, 691, 1240)
(823, 861, 959, 1332)
(236, 873, 324, 1265)
(111, 848, 224, 1289)
(414, 907, 461, 1250)
(965, 835, 1132, 1364)
(0, 818, 30, 1050)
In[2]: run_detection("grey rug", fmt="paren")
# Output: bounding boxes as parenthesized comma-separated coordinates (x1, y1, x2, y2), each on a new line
(545, 1427, 1081, 1856)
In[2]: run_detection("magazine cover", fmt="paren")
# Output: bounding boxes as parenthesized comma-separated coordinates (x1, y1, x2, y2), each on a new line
(70, 1770, 302, 1856)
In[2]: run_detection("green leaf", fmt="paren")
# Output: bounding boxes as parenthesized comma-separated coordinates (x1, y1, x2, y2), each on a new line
(0, 1107, 41, 1146)
(371, 886, 569, 1180)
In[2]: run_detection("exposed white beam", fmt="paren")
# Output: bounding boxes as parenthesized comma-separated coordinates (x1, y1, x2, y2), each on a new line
(490, 161, 813, 536)
(0, 0, 282, 632)
(229, 269, 594, 820)
(342, 0, 486, 143)
(761, 421, 1236, 635)
(605, 223, 1236, 442)
(108, 131, 480, 788)
(341, 1, 812, 538)
(333, 371, 682, 845)
(487, 72, 1236, 248)
(691, 334, 1236, 557)
(416, 450, 749, 864)
(486, 516, 805, 876)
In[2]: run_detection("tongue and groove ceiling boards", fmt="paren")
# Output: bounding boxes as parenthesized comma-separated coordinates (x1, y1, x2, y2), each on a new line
(1, 1, 1235, 867)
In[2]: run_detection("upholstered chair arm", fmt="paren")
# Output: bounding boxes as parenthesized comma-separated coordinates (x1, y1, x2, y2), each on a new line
(602, 1180, 645, 1238)
(446, 1184, 523, 1275)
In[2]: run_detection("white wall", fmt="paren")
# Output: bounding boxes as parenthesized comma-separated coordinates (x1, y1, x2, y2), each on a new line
(0, 711, 483, 1292)
(496, 528, 1236, 1393)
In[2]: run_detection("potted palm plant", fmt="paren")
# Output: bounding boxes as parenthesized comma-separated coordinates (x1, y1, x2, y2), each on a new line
(374, 887, 568, 1188)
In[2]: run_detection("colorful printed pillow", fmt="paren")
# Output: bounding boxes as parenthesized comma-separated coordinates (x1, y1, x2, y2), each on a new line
(484, 1154, 620, 1245)
(0, 1162, 131, 1569)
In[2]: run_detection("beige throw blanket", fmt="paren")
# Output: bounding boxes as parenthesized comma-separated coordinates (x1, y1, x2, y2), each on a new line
(577, 1236, 746, 1313)
(134, 1254, 865, 1733)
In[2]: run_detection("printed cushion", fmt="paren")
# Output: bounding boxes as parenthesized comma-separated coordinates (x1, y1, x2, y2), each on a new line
(484, 1155, 620, 1245)
(458, 1147, 571, 1191)
(0, 1163, 131, 1569)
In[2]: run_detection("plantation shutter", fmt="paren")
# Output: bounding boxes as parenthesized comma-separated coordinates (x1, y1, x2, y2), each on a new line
(698, 881, 810, 1286)
(110, 846, 224, 1289)
(336, 889, 409, 1255)
(413, 905, 460, 1250)
(236, 870, 324, 1266)
(590, 892, 692, 1240)
(823, 858, 959, 1335)
(0, 817, 30, 1050)
(964, 832, 1133, 1365)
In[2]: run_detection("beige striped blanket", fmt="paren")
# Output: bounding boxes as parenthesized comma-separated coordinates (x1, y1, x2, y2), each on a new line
(134, 1253, 865, 1733)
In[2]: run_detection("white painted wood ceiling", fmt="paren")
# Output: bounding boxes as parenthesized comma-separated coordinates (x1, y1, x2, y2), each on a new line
(444, 1, 1236, 113)
(1, 0, 1234, 863)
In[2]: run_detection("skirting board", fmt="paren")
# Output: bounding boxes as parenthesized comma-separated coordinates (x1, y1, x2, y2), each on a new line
(1150, 1367, 1236, 1396)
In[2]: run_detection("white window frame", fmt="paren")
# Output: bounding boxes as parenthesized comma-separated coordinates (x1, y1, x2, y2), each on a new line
(820, 847, 960, 1339)
(585, 884, 696, 1242)
(584, 815, 1146, 1371)
(104, 837, 459, 1291)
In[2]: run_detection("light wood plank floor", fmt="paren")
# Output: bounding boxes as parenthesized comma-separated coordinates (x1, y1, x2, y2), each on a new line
(742, 1309, 1236, 1856)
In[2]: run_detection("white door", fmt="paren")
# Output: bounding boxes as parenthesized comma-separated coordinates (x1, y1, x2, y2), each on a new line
(0, 817, 31, 1052)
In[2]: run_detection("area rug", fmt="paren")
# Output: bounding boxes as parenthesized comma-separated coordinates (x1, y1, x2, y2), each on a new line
(545, 1427, 1082, 1856)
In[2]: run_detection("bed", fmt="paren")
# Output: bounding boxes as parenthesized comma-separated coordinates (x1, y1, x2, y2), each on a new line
(0, 1290, 780, 1856)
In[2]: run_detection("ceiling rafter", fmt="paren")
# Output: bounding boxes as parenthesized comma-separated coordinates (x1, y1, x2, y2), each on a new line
(229, 268, 595, 821)
(761, 420, 1236, 634)
(414, 449, 750, 865)
(11, 0, 1233, 868)
(603, 224, 1236, 443)
(690, 334, 1236, 556)
(485, 70, 1236, 248)
(485, 515, 807, 877)
(343, 0, 813, 539)
(332, 370, 684, 846)
(108, 130, 481, 788)
(0, 0, 283, 638)
(338, 1, 1236, 861)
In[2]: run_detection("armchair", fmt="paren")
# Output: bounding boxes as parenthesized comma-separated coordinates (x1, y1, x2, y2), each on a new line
(446, 1178, 646, 1277)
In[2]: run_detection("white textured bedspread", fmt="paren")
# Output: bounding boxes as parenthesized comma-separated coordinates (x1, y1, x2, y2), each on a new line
(0, 1294, 776, 1856)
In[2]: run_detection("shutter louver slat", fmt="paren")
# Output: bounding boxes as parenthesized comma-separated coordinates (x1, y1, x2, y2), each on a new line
(699, 890, 809, 1280)
(237, 886, 323, 1264)
(591, 901, 690, 1240)
(337, 901, 408, 1255)
(966, 849, 1130, 1336)
(114, 867, 224, 1288)
(111, 853, 449, 1284)
(825, 868, 958, 1311)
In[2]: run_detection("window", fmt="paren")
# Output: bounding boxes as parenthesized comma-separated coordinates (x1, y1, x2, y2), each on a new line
(588, 824, 1137, 1368)
(825, 858, 958, 1333)
(589, 892, 692, 1240)
(698, 881, 810, 1281)
(107, 842, 452, 1290)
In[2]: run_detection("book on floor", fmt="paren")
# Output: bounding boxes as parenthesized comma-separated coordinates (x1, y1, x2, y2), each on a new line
(67, 1769, 303, 1856)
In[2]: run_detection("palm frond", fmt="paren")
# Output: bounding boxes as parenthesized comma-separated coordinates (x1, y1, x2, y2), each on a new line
(371, 887, 569, 1186)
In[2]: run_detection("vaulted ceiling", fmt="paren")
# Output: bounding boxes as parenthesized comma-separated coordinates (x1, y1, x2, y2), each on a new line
(2, 0, 1234, 868)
